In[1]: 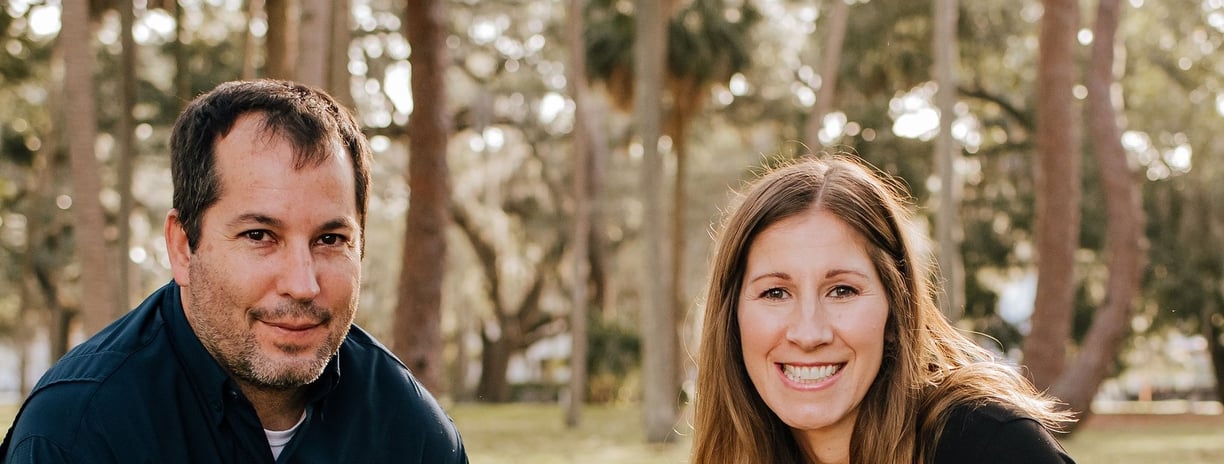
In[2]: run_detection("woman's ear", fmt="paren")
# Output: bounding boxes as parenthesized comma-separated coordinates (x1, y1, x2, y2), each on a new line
(165, 209, 192, 287)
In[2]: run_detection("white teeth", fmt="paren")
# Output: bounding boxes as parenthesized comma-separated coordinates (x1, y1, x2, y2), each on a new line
(783, 364, 841, 383)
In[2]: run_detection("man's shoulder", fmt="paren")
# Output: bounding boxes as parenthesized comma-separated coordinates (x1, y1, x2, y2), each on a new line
(316, 325, 467, 462)
(339, 324, 410, 372)
(334, 325, 445, 406)
(16, 309, 171, 425)
(3, 287, 183, 461)
(34, 302, 166, 392)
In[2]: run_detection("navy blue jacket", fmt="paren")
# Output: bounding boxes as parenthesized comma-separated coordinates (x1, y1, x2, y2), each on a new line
(1, 282, 467, 463)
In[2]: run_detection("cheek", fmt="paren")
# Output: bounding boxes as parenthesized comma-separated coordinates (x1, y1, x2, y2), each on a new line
(846, 308, 889, 360)
(736, 307, 777, 359)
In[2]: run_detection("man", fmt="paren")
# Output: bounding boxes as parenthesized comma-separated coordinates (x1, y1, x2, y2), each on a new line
(1, 80, 468, 463)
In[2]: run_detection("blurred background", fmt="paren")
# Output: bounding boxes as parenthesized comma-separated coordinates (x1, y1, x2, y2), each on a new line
(1, 0, 1223, 461)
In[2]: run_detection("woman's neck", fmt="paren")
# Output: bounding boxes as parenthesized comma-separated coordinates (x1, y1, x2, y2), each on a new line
(794, 421, 854, 464)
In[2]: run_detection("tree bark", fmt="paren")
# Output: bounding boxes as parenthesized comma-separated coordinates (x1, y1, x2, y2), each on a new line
(328, 0, 355, 109)
(933, 0, 964, 320)
(174, 0, 193, 102)
(19, 81, 62, 394)
(63, 0, 120, 337)
(565, 0, 591, 428)
(476, 328, 514, 402)
(803, 0, 849, 150)
(393, 0, 452, 397)
(242, 0, 263, 80)
(1023, 0, 1081, 391)
(1049, 0, 1143, 425)
(1206, 302, 1224, 403)
(636, 0, 678, 444)
(264, 0, 298, 80)
(116, 0, 137, 313)
(296, 0, 329, 87)
(666, 74, 707, 402)
(452, 204, 563, 403)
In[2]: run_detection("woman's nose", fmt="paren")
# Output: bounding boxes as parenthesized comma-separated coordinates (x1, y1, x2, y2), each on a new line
(785, 296, 834, 350)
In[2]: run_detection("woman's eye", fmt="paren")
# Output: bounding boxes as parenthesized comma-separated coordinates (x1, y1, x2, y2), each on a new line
(828, 285, 858, 298)
(762, 288, 788, 300)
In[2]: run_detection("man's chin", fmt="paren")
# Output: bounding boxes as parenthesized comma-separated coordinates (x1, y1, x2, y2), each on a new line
(242, 356, 329, 390)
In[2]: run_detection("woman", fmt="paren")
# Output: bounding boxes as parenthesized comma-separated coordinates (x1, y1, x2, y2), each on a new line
(690, 155, 1075, 463)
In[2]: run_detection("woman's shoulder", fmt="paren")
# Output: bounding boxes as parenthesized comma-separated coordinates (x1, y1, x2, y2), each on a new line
(932, 401, 1075, 464)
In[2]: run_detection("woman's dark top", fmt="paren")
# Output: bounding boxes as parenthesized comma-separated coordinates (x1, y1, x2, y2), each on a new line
(933, 401, 1075, 463)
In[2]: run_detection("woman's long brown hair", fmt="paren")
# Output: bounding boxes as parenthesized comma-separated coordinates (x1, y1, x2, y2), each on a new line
(690, 154, 1072, 464)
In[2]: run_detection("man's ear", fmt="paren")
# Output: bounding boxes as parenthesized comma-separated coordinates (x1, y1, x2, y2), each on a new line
(165, 209, 192, 287)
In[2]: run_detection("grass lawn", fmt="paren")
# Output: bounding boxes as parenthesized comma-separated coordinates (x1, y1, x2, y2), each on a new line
(3, 401, 1222, 462)
(449, 403, 1224, 464)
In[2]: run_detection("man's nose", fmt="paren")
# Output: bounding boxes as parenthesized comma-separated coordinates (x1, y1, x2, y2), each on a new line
(278, 243, 321, 302)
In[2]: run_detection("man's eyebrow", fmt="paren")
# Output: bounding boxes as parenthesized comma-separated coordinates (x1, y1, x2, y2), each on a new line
(228, 213, 283, 229)
(320, 218, 359, 231)
(227, 214, 358, 232)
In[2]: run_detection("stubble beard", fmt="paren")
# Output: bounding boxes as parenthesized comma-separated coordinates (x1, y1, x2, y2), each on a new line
(187, 259, 353, 391)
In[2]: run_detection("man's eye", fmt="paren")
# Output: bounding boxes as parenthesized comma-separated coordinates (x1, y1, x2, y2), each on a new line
(319, 234, 345, 246)
(243, 230, 268, 241)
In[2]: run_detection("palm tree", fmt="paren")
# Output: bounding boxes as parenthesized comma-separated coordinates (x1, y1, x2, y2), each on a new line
(585, 0, 759, 442)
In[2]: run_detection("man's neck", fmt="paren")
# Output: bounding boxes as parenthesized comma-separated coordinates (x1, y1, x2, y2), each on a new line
(236, 380, 309, 431)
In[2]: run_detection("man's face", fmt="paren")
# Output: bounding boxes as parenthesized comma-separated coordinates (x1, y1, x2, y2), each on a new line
(168, 113, 361, 390)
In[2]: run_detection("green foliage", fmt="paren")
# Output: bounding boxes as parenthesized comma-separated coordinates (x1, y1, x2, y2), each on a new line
(586, 319, 641, 403)
(667, 0, 760, 84)
(583, 0, 759, 103)
(1, 130, 34, 166)
(583, 0, 634, 83)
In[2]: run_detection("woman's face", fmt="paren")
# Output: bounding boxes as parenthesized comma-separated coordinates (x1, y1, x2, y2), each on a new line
(737, 208, 889, 454)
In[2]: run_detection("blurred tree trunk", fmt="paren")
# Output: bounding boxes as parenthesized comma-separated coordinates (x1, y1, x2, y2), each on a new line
(565, 0, 591, 428)
(453, 205, 564, 403)
(175, 0, 195, 100)
(476, 330, 513, 402)
(265, 0, 298, 80)
(116, 0, 137, 313)
(802, 0, 849, 151)
(296, 0, 328, 87)
(1022, 0, 1081, 391)
(1207, 299, 1224, 403)
(932, 0, 963, 320)
(636, 0, 678, 444)
(242, 0, 262, 80)
(393, 0, 451, 396)
(1049, 0, 1144, 425)
(1186, 182, 1224, 404)
(41, 43, 72, 362)
(18, 76, 64, 393)
(63, 0, 120, 337)
(666, 77, 689, 395)
(328, 0, 354, 108)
